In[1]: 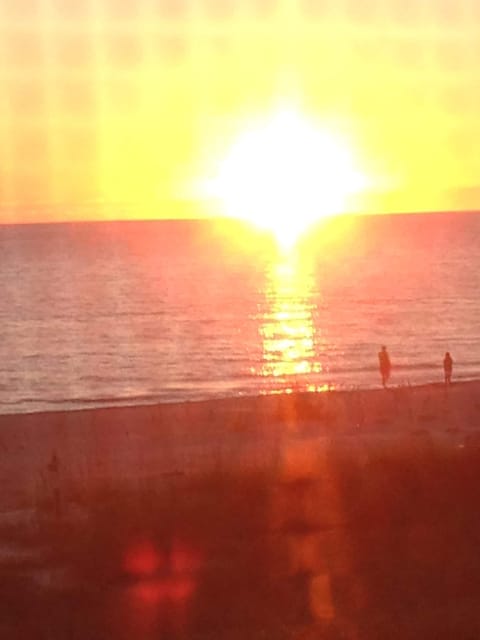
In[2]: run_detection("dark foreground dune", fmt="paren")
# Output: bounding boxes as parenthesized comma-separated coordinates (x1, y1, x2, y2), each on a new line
(1, 381, 480, 639)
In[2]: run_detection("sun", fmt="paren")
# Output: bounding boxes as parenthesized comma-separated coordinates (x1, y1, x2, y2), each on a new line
(202, 108, 369, 247)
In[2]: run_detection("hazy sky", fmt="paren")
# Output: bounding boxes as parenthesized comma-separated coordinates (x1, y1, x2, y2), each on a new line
(1, 0, 479, 222)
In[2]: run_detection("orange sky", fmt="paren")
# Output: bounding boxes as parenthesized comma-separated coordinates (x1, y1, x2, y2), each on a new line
(1, 0, 479, 223)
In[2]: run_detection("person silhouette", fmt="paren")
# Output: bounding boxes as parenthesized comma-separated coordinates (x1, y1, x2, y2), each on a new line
(378, 346, 391, 388)
(443, 352, 453, 385)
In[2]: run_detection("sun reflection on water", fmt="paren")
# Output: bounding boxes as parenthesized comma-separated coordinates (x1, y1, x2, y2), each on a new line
(260, 252, 323, 387)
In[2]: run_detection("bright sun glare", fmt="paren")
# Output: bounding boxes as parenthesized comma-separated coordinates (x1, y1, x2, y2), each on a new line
(203, 108, 369, 247)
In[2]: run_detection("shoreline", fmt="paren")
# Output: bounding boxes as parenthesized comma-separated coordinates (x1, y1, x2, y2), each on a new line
(1, 376, 479, 420)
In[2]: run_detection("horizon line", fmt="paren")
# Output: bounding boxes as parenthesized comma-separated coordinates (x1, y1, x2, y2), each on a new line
(0, 208, 480, 228)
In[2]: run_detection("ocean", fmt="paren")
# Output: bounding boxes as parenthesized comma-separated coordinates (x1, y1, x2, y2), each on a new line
(1, 211, 479, 415)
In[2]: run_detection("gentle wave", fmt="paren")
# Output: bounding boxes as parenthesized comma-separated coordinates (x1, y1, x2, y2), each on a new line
(2, 214, 480, 414)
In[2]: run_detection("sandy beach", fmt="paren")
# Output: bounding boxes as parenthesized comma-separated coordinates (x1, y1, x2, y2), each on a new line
(2, 381, 480, 639)
(0, 380, 478, 511)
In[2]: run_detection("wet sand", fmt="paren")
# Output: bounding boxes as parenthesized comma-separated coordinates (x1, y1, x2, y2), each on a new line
(1, 381, 480, 638)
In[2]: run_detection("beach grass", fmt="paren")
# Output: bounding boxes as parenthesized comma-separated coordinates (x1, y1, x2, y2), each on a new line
(1, 380, 480, 637)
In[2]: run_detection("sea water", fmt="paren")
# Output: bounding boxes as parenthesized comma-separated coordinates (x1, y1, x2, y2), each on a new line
(1, 211, 479, 414)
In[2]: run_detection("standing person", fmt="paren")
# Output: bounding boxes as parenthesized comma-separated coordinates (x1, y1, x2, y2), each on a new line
(378, 345, 391, 388)
(443, 352, 453, 385)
